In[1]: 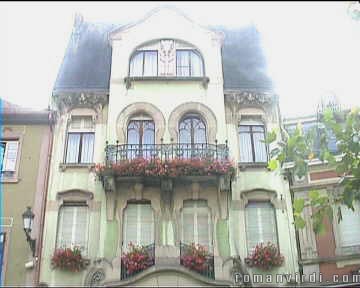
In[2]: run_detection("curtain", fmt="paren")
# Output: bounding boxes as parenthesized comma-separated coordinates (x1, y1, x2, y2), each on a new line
(339, 202, 360, 247)
(176, 51, 190, 76)
(123, 203, 154, 250)
(190, 51, 203, 76)
(81, 133, 95, 163)
(129, 52, 144, 76)
(182, 200, 212, 249)
(65, 134, 80, 163)
(143, 52, 158, 76)
(57, 205, 88, 254)
(253, 126, 267, 162)
(239, 126, 253, 163)
(245, 202, 278, 253)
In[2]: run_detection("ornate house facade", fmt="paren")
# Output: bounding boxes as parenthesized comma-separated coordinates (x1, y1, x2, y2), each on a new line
(39, 7, 299, 286)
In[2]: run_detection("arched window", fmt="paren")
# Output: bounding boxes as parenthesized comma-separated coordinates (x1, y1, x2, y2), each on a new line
(122, 202, 154, 251)
(179, 114, 207, 144)
(239, 120, 267, 163)
(181, 200, 212, 249)
(127, 114, 155, 159)
(129, 51, 158, 77)
(176, 50, 204, 77)
(245, 201, 278, 253)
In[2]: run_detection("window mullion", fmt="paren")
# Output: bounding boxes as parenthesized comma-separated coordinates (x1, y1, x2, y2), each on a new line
(78, 133, 83, 163)
(250, 126, 256, 162)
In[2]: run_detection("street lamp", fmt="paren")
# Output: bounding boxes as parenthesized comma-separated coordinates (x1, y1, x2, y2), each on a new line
(22, 206, 36, 257)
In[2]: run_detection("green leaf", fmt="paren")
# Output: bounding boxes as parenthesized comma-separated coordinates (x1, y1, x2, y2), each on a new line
(309, 190, 320, 201)
(267, 159, 278, 171)
(294, 198, 305, 213)
(265, 130, 277, 144)
(294, 216, 306, 229)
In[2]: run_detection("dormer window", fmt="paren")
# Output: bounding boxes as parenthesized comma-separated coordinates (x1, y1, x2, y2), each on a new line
(128, 39, 205, 78)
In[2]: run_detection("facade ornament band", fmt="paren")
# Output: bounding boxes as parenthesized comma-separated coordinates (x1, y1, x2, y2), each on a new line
(224, 89, 277, 107)
(53, 92, 108, 113)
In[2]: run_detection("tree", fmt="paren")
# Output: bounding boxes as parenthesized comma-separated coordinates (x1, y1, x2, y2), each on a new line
(267, 107, 360, 234)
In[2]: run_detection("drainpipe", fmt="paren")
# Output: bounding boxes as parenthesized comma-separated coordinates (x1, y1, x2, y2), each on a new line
(34, 109, 55, 285)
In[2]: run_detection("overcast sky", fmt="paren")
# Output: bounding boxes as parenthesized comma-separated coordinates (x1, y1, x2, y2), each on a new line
(0, 1, 359, 117)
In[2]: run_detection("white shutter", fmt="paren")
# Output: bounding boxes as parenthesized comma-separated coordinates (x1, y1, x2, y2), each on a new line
(339, 202, 360, 247)
(246, 202, 278, 252)
(3, 141, 19, 171)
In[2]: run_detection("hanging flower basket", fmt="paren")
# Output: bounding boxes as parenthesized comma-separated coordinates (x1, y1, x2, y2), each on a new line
(51, 246, 89, 272)
(245, 242, 284, 271)
(180, 243, 212, 273)
(121, 243, 155, 276)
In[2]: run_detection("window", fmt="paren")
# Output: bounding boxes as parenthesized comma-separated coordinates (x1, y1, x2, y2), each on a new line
(245, 202, 278, 253)
(129, 51, 158, 77)
(127, 114, 155, 159)
(65, 116, 95, 164)
(123, 202, 154, 250)
(179, 114, 207, 145)
(239, 121, 267, 163)
(176, 50, 204, 77)
(338, 201, 360, 247)
(0, 140, 19, 177)
(56, 203, 89, 254)
(181, 200, 212, 249)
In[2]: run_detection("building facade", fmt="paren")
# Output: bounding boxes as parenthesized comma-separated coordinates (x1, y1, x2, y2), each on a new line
(284, 114, 360, 285)
(0, 99, 53, 286)
(39, 7, 299, 286)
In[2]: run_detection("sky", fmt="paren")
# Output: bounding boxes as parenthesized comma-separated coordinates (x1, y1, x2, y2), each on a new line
(0, 1, 359, 117)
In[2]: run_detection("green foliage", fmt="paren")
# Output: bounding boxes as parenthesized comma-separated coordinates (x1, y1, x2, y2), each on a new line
(267, 107, 360, 233)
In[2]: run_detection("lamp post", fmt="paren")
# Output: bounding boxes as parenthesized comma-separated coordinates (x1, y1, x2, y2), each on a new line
(22, 206, 36, 257)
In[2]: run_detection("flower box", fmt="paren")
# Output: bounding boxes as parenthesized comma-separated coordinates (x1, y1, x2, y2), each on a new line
(245, 242, 284, 271)
(51, 247, 89, 272)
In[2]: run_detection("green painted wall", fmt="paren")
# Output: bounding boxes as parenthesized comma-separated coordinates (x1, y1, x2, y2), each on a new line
(104, 220, 119, 259)
(216, 219, 230, 258)
(2, 125, 48, 286)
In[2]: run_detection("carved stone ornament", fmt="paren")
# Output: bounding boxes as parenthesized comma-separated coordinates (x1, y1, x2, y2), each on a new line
(159, 40, 176, 76)
(224, 90, 277, 108)
(53, 92, 108, 113)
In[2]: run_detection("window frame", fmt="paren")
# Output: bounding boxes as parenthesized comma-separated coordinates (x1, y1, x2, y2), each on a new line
(175, 49, 204, 77)
(0, 138, 21, 182)
(239, 123, 268, 164)
(129, 50, 159, 77)
(64, 132, 95, 164)
(56, 202, 90, 255)
(178, 114, 207, 145)
(245, 201, 279, 254)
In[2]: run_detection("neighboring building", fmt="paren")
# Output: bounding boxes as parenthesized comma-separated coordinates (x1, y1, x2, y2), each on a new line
(0, 99, 53, 286)
(39, 7, 299, 286)
(284, 112, 360, 286)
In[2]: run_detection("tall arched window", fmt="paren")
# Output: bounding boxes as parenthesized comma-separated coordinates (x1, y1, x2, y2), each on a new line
(179, 114, 207, 158)
(127, 114, 155, 159)
(179, 114, 207, 144)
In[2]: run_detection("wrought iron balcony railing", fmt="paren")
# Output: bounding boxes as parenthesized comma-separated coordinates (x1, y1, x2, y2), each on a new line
(180, 242, 215, 280)
(120, 243, 155, 281)
(105, 142, 229, 166)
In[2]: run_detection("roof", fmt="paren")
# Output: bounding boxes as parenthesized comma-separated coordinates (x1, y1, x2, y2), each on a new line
(53, 13, 273, 94)
(1, 99, 53, 124)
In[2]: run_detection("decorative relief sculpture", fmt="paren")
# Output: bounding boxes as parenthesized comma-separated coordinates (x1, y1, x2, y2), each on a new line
(54, 93, 108, 114)
(159, 40, 176, 76)
(224, 90, 276, 107)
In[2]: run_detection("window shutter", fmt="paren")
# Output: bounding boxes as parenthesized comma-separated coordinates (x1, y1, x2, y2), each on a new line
(246, 202, 278, 252)
(339, 203, 360, 247)
(3, 141, 19, 171)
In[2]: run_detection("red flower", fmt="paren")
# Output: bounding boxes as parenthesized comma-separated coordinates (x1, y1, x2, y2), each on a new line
(245, 242, 284, 270)
(51, 246, 86, 272)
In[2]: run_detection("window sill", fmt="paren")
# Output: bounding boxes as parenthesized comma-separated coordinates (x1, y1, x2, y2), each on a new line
(0, 176, 19, 183)
(59, 163, 95, 172)
(238, 162, 269, 171)
(124, 76, 210, 89)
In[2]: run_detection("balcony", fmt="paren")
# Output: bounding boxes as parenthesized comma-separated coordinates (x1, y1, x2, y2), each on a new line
(104, 142, 229, 166)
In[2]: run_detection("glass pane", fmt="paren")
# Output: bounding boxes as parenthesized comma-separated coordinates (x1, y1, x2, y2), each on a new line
(176, 51, 190, 76)
(80, 133, 94, 163)
(142, 121, 155, 159)
(66, 134, 80, 163)
(239, 131, 253, 162)
(129, 52, 144, 76)
(193, 117, 207, 144)
(190, 51, 203, 76)
(140, 204, 154, 245)
(143, 51, 158, 76)
(124, 204, 138, 248)
(253, 131, 267, 162)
